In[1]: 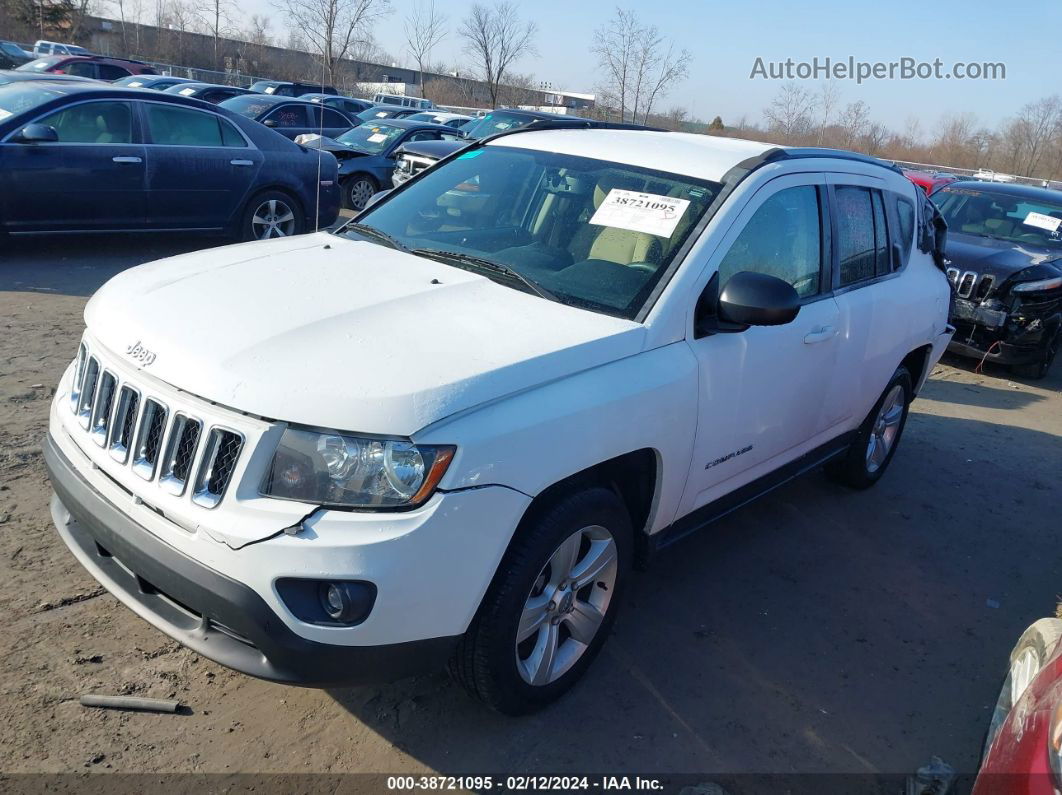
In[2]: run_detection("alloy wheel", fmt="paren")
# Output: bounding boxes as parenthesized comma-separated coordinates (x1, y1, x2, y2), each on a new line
(349, 179, 375, 210)
(251, 199, 296, 239)
(515, 525, 618, 686)
(865, 384, 904, 473)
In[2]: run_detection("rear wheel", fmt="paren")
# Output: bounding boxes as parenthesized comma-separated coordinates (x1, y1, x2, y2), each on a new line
(240, 191, 303, 241)
(344, 175, 377, 211)
(826, 366, 912, 489)
(450, 487, 632, 715)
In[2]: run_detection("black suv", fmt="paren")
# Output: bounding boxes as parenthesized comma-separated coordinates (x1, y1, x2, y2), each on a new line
(935, 181, 1062, 378)
(249, 80, 338, 98)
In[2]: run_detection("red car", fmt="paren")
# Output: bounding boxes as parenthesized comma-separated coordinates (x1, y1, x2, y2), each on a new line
(974, 617, 1062, 794)
(903, 168, 959, 196)
(16, 55, 157, 81)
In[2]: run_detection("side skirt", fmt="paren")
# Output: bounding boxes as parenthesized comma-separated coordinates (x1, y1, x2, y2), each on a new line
(650, 431, 855, 553)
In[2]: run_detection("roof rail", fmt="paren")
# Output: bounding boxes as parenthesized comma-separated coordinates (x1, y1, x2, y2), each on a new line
(767, 147, 903, 174)
(478, 118, 666, 144)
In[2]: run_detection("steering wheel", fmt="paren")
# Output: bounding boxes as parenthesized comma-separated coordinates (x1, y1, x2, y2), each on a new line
(626, 261, 658, 273)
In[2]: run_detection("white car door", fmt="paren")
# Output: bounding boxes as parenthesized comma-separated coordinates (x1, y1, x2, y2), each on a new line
(677, 173, 843, 519)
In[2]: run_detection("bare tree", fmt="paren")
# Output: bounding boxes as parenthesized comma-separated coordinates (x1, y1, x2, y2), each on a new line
(837, 100, 871, 149)
(192, 0, 235, 70)
(763, 82, 815, 140)
(276, 0, 392, 87)
(458, 2, 537, 107)
(591, 8, 691, 124)
(815, 80, 840, 145)
(404, 0, 446, 94)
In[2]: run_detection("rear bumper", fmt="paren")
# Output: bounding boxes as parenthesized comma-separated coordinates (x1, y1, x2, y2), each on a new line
(44, 433, 457, 686)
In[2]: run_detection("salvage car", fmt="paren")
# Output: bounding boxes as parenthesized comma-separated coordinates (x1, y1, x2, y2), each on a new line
(974, 616, 1062, 794)
(113, 75, 199, 91)
(219, 93, 352, 141)
(0, 40, 34, 69)
(164, 81, 254, 104)
(18, 54, 157, 80)
(301, 93, 373, 119)
(0, 81, 339, 238)
(249, 79, 337, 97)
(391, 110, 606, 187)
(296, 118, 459, 209)
(935, 182, 1062, 378)
(356, 104, 422, 122)
(404, 110, 474, 129)
(43, 128, 952, 715)
(902, 168, 957, 196)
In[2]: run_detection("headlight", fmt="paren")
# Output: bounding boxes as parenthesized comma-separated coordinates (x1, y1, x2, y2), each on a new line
(262, 428, 454, 509)
(1013, 276, 1062, 293)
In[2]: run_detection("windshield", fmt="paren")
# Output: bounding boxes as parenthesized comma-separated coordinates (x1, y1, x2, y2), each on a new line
(460, 111, 544, 140)
(357, 106, 403, 122)
(17, 57, 59, 72)
(341, 145, 720, 319)
(0, 82, 65, 120)
(335, 122, 403, 153)
(1, 43, 24, 56)
(936, 187, 1062, 250)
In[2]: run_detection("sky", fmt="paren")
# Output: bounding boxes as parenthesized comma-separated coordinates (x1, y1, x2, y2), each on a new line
(244, 0, 1062, 135)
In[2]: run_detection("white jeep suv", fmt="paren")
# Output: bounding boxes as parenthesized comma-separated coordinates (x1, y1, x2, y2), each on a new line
(45, 128, 953, 714)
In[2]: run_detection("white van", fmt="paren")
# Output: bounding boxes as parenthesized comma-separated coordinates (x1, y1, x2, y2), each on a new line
(372, 92, 433, 109)
(45, 128, 953, 715)
(33, 40, 93, 56)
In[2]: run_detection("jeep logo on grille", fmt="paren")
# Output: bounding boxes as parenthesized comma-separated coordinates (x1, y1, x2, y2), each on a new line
(125, 340, 157, 367)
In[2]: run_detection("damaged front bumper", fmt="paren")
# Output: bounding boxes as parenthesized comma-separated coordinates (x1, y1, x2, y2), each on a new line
(947, 293, 1061, 365)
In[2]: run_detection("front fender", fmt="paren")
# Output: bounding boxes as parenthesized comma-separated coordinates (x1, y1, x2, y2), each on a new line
(415, 342, 700, 535)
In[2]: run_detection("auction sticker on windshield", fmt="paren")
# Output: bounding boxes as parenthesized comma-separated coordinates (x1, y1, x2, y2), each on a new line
(590, 189, 690, 238)
(1023, 211, 1062, 232)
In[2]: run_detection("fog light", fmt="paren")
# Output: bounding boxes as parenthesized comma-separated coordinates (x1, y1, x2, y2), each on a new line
(318, 581, 372, 623)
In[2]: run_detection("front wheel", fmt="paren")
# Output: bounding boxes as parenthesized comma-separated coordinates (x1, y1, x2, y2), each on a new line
(344, 175, 377, 211)
(450, 487, 632, 715)
(826, 366, 912, 489)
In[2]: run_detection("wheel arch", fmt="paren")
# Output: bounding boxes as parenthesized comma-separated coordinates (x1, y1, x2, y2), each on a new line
(900, 344, 933, 395)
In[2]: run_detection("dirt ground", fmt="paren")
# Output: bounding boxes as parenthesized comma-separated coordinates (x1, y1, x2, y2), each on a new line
(0, 233, 1060, 780)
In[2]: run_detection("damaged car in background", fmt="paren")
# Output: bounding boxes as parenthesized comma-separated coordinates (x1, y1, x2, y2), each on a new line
(934, 182, 1062, 378)
(294, 118, 459, 210)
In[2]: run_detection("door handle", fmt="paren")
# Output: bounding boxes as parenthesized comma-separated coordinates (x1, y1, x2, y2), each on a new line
(230, 159, 254, 166)
(803, 325, 837, 344)
(112, 156, 142, 164)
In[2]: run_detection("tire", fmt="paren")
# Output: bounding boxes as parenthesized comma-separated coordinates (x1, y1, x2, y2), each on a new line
(981, 618, 1062, 762)
(239, 190, 304, 241)
(450, 487, 632, 715)
(825, 366, 913, 489)
(344, 174, 378, 211)
(1011, 329, 1059, 380)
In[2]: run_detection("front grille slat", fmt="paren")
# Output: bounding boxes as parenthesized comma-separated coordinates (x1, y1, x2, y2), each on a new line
(67, 342, 245, 506)
(132, 398, 168, 481)
(192, 429, 244, 509)
(159, 414, 202, 496)
(957, 271, 977, 298)
(89, 371, 117, 446)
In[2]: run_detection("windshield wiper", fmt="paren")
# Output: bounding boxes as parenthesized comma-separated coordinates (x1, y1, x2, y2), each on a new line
(411, 248, 558, 302)
(344, 222, 409, 252)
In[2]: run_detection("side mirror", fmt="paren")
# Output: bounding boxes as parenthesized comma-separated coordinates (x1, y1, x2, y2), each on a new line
(15, 123, 58, 143)
(263, 119, 277, 128)
(696, 271, 800, 336)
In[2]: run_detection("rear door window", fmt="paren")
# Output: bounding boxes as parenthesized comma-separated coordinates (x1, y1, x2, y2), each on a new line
(834, 185, 889, 286)
(64, 61, 97, 78)
(145, 104, 225, 146)
(98, 64, 131, 80)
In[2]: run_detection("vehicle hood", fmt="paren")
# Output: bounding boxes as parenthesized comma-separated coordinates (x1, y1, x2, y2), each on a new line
(946, 232, 1062, 281)
(397, 139, 465, 160)
(295, 134, 369, 158)
(84, 233, 645, 436)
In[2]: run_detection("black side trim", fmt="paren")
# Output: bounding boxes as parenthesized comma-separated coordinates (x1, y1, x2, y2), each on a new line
(43, 433, 457, 687)
(652, 432, 855, 551)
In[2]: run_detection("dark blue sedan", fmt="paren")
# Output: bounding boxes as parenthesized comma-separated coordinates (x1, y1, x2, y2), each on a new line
(296, 117, 459, 209)
(0, 82, 339, 239)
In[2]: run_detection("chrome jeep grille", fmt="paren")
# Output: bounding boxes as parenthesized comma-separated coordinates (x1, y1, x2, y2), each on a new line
(67, 343, 244, 509)
(947, 268, 995, 300)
